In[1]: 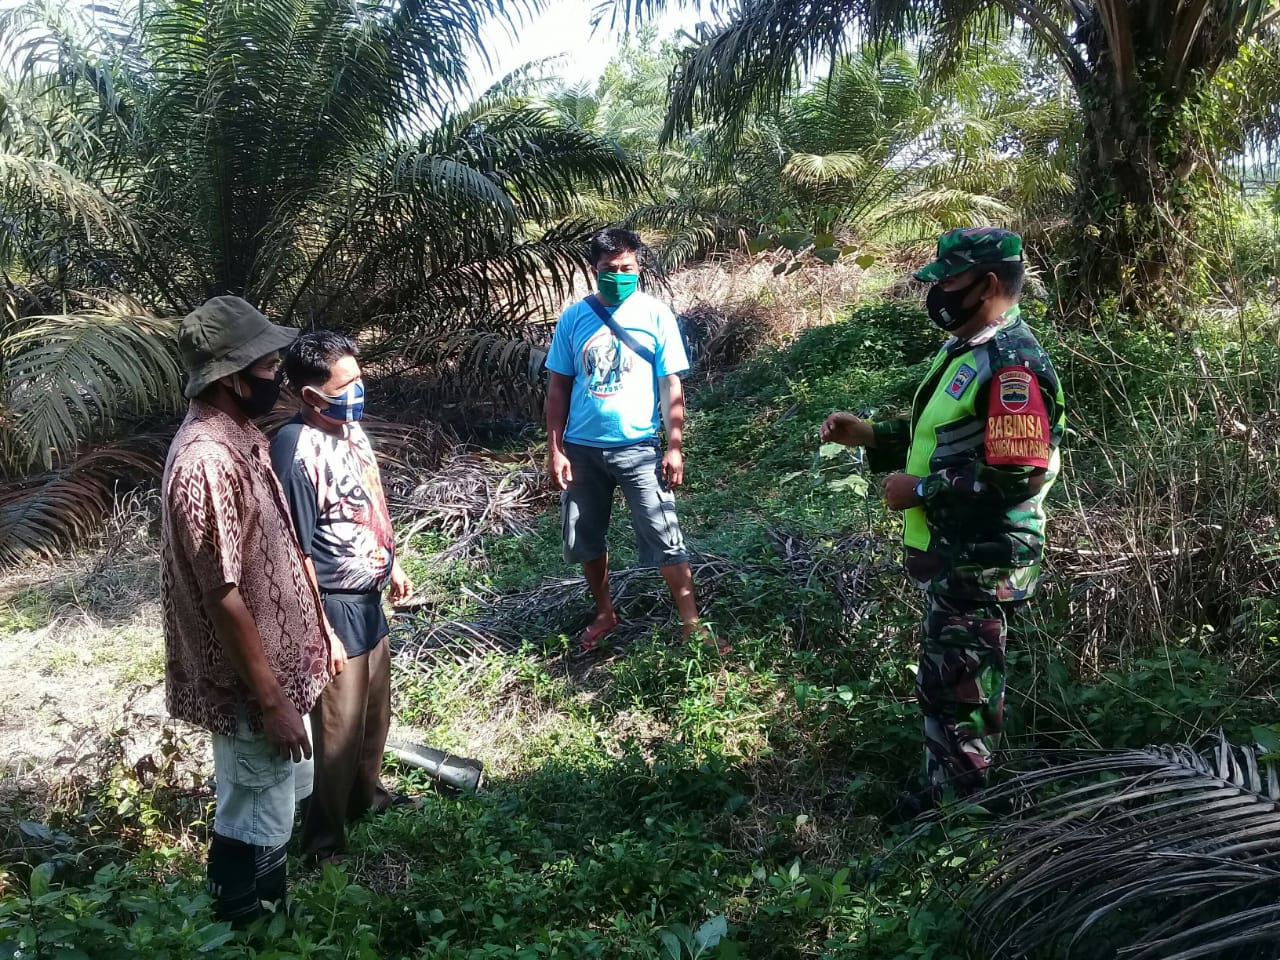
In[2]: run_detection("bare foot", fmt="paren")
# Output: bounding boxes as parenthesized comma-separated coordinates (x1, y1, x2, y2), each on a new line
(684, 621, 731, 654)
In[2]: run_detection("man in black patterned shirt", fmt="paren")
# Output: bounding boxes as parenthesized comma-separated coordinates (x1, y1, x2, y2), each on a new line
(271, 330, 414, 863)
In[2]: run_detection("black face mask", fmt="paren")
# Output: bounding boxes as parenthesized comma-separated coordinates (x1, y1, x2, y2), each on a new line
(231, 371, 282, 418)
(925, 275, 986, 332)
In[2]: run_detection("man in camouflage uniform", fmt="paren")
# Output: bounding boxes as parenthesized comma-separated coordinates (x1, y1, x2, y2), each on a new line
(822, 227, 1065, 797)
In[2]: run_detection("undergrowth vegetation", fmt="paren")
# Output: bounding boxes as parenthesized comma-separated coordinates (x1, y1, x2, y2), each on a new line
(3, 300, 1277, 958)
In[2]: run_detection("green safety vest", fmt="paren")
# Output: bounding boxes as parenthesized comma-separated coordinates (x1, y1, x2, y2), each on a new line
(901, 317, 1063, 554)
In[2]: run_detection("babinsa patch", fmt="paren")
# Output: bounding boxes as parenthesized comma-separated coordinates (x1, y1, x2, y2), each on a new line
(986, 365, 1050, 468)
(997, 368, 1032, 412)
(946, 363, 978, 399)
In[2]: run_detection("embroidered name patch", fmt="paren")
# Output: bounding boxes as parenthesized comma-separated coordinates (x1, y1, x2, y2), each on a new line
(946, 363, 978, 399)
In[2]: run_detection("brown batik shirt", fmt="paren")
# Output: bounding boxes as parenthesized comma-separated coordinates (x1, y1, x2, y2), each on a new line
(161, 400, 331, 736)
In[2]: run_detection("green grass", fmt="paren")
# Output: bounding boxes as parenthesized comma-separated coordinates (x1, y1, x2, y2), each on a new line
(3, 302, 1278, 959)
(0, 588, 53, 634)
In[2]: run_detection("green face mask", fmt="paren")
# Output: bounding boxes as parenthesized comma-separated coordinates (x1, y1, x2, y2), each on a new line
(597, 271, 639, 304)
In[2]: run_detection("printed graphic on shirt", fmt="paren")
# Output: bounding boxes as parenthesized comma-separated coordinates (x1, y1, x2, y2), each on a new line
(315, 439, 393, 587)
(946, 363, 978, 400)
(985, 366, 1050, 467)
(275, 422, 396, 592)
(582, 330, 635, 398)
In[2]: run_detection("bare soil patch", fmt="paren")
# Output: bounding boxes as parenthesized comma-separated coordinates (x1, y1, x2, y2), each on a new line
(0, 501, 166, 787)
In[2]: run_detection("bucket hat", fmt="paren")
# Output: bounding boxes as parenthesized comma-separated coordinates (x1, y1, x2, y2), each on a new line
(178, 296, 298, 399)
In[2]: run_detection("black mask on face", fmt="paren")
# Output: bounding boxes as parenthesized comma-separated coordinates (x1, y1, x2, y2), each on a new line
(925, 274, 987, 332)
(231, 370, 282, 418)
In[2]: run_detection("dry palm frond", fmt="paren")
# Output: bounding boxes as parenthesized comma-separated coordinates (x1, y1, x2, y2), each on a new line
(386, 447, 553, 560)
(947, 732, 1280, 960)
(392, 530, 899, 672)
(0, 441, 165, 562)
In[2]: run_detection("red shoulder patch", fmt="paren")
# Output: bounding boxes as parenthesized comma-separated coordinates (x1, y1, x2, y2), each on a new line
(986, 366, 1050, 467)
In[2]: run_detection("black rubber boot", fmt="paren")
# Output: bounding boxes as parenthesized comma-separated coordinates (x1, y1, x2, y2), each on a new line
(208, 833, 261, 927)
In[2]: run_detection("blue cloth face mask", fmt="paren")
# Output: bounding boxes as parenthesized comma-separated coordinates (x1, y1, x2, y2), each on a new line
(308, 378, 365, 422)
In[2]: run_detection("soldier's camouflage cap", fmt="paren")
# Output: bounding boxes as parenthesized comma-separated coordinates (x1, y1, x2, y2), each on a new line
(913, 227, 1023, 283)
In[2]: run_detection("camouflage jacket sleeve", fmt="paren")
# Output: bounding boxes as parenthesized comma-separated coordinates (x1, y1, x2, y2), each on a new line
(867, 417, 911, 473)
(919, 364, 1062, 504)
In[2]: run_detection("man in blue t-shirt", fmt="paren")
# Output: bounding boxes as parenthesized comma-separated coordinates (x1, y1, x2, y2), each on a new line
(546, 228, 712, 651)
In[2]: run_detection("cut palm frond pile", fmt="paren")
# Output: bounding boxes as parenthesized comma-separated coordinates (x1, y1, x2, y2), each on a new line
(940, 733, 1280, 960)
(386, 448, 554, 561)
(678, 301, 772, 378)
(391, 530, 901, 672)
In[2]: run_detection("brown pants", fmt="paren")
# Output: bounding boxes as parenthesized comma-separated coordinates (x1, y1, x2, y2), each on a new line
(300, 636, 393, 858)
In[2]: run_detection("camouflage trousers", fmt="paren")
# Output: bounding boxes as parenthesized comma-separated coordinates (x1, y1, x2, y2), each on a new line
(916, 592, 1018, 794)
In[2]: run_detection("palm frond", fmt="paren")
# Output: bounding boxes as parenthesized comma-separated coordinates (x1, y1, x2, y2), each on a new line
(479, 55, 565, 100)
(782, 150, 873, 187)
(625, 200, 755, 271)
(547, 83, 604, 130)
(450, 331, 548, 393)
(0, 441, 165, 561)
(946, 733, 1280, 960)
(863, 188, 1015, 238)
(430, 104, 644, 221)
(390, 152, 521, 230)
(1213, 31, 1280, 156)
(781, 48, 922, 156)
(0, 152, 142, 253)
(349, 220, 597, 356)
(290, 94, 641, 328)
(1, 301, 181, 471)
(659, 0, 860, 145)
(416, 221, 595, 322)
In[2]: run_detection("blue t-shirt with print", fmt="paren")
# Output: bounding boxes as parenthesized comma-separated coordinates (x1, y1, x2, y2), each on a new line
(546, 291, 690, 448)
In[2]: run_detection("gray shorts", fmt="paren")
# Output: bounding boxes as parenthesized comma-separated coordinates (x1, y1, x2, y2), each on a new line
(211, 713, 313, 847)
(561, 440, 688, 568)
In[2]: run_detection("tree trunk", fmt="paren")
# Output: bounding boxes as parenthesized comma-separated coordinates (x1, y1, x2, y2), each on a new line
(1066, 91, 1208, 325)
(1056, 0, 1260, 325)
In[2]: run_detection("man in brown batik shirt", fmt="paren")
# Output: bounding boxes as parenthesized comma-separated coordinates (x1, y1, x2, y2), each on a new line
(161, 295, 341, 925)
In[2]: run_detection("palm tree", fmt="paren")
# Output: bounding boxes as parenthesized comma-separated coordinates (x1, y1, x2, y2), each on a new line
(0, 0, 643, 558)
(625, 44, 1068, 271)
(1, 0, 643, 319)
(600, 0, 1280, 312)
